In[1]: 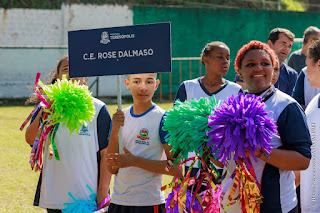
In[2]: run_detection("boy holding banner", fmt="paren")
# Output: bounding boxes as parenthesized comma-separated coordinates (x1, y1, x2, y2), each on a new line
(106, 73, 181, 213)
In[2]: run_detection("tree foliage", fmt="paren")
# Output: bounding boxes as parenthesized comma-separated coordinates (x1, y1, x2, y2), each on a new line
(281, 0, 304, 12)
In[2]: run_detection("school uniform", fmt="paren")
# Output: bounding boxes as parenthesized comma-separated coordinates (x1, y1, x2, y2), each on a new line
(301, 93, 320, 213)
(31, 98, 111, 210)
(221, 87, 312, 213)
(292, 68, 320, 107)
(274, 63, 298, 96)
(109, 104, 167, 213)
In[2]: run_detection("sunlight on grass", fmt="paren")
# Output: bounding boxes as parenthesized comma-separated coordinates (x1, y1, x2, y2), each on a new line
(0, 102, 173, 212)
(0, 106, 45, 212)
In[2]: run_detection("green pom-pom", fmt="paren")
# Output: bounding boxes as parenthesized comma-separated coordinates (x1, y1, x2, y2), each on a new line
(163, 96, 221, 164)
(42, 75, 95, 134)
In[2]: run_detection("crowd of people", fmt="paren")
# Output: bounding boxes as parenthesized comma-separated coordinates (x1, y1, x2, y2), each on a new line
(24, 26, 320, 213)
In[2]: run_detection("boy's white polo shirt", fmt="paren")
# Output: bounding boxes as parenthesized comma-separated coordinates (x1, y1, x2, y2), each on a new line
(111, 104, 166, 206)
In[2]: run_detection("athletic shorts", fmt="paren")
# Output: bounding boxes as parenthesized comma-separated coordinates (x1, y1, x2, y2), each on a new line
(47, 209, 61, 213)
(108, 203, 165, 213)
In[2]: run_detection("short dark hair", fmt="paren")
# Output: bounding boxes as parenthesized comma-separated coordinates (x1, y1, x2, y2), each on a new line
(303, 26, 320, 44)
(308, 40, 320, 63)
(268, 28, 295, 44)
(200, 41, 229, 65)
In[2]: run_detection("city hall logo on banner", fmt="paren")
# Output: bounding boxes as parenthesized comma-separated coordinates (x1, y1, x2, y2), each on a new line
(137, 128, 149, 140)
(100, 32, 110, 44)
(100, 31, 135, 44)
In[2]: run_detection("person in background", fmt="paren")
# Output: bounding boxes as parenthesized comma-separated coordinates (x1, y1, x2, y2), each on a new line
(174, 41, 242, 179)
(292, 67, 320, 110)
(288, 26, 320, 74)
(290, 27, 320, 108)
(234, 73, 247, 90)
(299, 40, 320, 213)
(272, 56, 280, 85)
(289, 27, 320, 213)
(267, 28, 298, 96)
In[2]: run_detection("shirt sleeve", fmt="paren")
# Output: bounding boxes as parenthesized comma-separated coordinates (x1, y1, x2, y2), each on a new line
(292, 71, 305, 106)
(234, 74, 244, 83)
(174, 83, 187, 102)
(28, 108, 41, 148)
(159, 113, 168, 144)
(97, 105, 112, 151)
(30, 108, 41, 124)
(277, 102, 312, 158)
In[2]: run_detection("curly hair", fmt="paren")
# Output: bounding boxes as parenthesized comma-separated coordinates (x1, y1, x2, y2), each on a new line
(234, 40, 277, 74)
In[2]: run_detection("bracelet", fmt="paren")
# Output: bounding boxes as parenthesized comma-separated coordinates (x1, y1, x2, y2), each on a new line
(255, 150, 271, 159)
(98, 195, 111, 210)
(165, 158, 174, 172)
(263, 152, 271, 159)
(255, 150, 264, 158)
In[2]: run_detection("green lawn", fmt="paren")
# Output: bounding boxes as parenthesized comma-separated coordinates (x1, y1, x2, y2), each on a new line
(0, 102, 173, 212)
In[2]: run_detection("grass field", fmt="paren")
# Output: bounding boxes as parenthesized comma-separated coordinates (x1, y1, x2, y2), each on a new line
(0, 102, 173, 212)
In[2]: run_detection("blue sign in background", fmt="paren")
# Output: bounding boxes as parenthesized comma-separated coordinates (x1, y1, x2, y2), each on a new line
(68, 22, 171, 77)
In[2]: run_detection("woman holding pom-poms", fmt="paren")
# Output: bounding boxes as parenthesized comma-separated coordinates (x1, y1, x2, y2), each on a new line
(24, 56, 112, 212)
(214, 41, 312, 213)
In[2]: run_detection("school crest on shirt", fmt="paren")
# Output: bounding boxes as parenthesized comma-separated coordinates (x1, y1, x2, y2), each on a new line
(137, 128, 149, 140)
(78, 124, 90, 136)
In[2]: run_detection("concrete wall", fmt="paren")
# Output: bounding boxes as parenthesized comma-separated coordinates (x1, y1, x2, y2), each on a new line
(0, 9, 62, 46)
(0, 4, 133, 98)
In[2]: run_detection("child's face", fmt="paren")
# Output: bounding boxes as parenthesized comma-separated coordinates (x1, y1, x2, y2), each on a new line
(56, 59, 85, 84)
(125, 73, 160, 104)
(56, 59, 69, 80)
(202, 46, 230, 76)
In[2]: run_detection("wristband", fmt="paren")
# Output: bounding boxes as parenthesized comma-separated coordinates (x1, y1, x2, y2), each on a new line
(263, 152, 271, 158)
(165, 158, 175, 172)
(255, 150, 264, 158)
(255, 150, 271, 159)
(98, 195, 111, 210)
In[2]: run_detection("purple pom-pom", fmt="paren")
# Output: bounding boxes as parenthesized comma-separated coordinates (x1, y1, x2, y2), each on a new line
(207, 93, 277, 163)
(165, 188, 202, 213)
